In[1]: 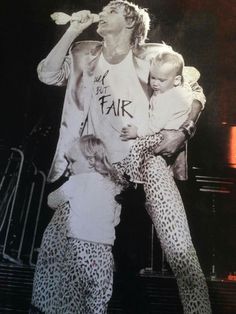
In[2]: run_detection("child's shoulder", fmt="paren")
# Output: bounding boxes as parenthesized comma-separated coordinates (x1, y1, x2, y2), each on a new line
(168, 86, 193, 107)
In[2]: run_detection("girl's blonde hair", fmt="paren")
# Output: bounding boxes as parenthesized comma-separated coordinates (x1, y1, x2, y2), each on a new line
(69, 135, 118, 182)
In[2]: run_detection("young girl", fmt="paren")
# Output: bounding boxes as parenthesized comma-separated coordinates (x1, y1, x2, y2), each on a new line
(30, 135, 122, 314)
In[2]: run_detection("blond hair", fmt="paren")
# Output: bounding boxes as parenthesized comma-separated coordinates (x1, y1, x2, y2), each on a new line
(107, 0, 150, 46)
(68, 135, 118, 182)
(152, 50, 185, 76)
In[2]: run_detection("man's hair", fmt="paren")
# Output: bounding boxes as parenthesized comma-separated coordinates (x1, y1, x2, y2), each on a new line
(107, 0, 150, 46)
(152, 51, 185, 76)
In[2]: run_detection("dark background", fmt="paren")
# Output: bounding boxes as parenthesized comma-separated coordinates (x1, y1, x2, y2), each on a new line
(1, 0, 235, 170)
(0, 0, 236, 278)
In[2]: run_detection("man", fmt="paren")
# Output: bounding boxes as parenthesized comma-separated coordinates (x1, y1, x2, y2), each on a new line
(37, 1, 211, 313)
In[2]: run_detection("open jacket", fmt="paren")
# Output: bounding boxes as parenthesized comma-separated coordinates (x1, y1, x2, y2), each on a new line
(37, 41, 206, 182)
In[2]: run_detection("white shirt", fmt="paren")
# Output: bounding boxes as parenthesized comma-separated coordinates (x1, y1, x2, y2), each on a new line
(87, 50, 150, 162)
(47, 172, 121, 245)
(138, 84, 193, 136)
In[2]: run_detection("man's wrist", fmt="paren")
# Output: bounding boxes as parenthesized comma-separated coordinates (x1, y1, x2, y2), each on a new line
(179, 120, 196, 140)
(66, 25, 83, 37)
(179, 127, 190, 140)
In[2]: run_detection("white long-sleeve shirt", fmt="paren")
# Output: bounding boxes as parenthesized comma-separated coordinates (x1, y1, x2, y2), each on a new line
(47, 172, 121, 245)
(137, 84, 193, 137)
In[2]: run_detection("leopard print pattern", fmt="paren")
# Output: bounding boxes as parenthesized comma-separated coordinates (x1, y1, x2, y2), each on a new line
(59, 238, 113, 314)
(114, 132, 212, 313)
(142, 155, 212, 313)
(113, 132, 164, 183)
(31, 202, 113, 314)
(31, 202, 70, 313)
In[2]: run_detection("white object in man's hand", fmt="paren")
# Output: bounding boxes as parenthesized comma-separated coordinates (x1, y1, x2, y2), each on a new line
(51, 11, 99, 33)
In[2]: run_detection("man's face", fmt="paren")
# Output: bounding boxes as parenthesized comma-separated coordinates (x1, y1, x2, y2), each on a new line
(150, 62, 180, 94)
(97, 4, 129, 37)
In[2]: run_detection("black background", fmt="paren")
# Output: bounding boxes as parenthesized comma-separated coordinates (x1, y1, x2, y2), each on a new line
(1, 0, 235, 171)
(0, 0, 236, 279)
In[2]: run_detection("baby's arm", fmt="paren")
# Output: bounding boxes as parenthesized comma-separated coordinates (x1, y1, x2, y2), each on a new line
(120, 111, 163, 141)
(120, 99, 177, 141)
(120, 118, 162, 141)
(120, 124, 138, 141)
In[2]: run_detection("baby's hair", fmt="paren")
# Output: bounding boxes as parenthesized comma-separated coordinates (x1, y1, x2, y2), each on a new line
(152, 50, 185, 77)
(73, 134, 118, 182)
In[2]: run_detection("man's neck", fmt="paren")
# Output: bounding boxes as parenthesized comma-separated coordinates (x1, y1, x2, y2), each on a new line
(102, 33, 132, 64)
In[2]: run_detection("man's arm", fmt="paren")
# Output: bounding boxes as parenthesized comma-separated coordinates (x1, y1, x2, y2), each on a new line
(154, 99, 202, 156)
(38, 11, 96, 83)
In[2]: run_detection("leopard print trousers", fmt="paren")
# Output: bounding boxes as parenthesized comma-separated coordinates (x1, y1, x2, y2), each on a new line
(114, 133, 212, 314)
(114, 133, 164, 183)
(31, 202, 113, 314)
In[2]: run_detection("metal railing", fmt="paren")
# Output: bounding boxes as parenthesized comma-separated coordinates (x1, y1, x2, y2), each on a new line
(0, 147, 46, 266)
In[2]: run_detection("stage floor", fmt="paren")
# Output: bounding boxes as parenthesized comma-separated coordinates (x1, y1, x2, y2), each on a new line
(0, 262, 236, 314)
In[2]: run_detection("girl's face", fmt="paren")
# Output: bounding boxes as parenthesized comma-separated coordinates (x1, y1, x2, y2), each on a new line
(149, 62, 181, 94)
(67, 145, 93, 175)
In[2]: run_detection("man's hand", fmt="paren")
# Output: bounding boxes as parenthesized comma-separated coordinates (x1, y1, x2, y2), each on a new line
(154, 129, 186, 157)
(120, 124, 138, 141)
(68, 11, 98, 34)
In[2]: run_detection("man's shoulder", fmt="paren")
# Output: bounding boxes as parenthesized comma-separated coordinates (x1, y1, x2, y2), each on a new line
(70, 40, 103, 56)
(133, 42, 173, 61)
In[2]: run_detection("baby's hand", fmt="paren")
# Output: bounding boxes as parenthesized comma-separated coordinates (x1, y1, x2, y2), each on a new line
(120, 124, 138, 141)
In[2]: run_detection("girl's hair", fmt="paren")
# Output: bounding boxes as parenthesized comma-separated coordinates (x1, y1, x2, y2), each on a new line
(107, 0, 150, 46)
(151, 51, 185, 76)
(70, 134, 118, 182)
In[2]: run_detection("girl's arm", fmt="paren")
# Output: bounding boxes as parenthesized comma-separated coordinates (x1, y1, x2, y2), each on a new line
(47, 179, 73, 209)
(47, 186, 68, 209)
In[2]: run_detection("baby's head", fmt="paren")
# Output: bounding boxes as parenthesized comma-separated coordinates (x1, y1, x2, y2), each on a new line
(66, 134, 115, 178)
(150, 50, 184, 94)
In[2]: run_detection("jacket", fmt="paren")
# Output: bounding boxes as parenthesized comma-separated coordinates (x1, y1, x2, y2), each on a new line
(37, 41, 206, 182)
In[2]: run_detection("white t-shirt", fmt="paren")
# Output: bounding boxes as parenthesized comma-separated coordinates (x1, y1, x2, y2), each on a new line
(47, 172, 121, 245)
(87, 50, 150, 162)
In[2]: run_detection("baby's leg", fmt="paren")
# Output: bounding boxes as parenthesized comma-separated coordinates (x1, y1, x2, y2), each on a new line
(113, 133, 164, 183)
(132, 132, 164, 152)
(142, 156, 211, 314)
